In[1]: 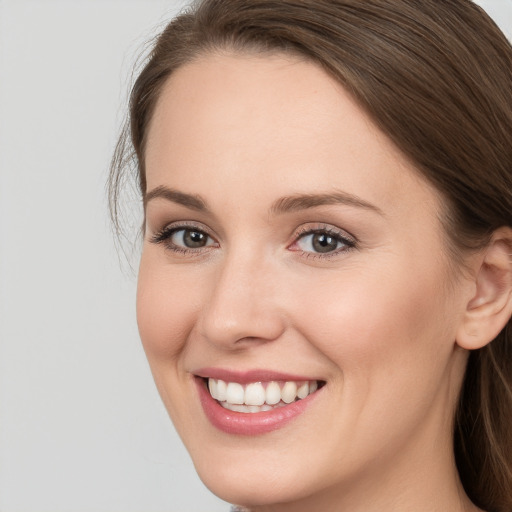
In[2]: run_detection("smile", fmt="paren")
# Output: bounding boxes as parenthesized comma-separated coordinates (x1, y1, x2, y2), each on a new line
(194, 370, 325, 435)
(208, 378, 319, 413)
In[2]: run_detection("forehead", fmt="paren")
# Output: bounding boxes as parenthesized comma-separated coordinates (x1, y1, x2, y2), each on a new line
(144, 52, 441, 220)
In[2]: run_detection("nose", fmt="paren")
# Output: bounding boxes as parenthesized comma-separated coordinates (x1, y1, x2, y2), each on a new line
(198, 250, 286, 349)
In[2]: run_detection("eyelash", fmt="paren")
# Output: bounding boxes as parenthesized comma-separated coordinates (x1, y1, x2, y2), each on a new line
(290, 225, 357, 259)
(149, 223, 357, 258)
(150, 222, 218, 255)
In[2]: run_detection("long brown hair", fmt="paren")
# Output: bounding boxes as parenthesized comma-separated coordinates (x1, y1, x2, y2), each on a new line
(109, 1, 512, 510)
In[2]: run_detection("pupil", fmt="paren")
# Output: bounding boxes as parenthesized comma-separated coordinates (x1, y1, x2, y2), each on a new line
(184, 230, 207, 248)
(312, 233, 337, 253)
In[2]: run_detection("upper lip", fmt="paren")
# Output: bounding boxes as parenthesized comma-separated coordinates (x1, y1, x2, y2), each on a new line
(193, 367, 321, 384)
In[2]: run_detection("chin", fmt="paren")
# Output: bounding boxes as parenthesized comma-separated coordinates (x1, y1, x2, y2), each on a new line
(183, 425, 349, 510)
(194, 457, 317, 509)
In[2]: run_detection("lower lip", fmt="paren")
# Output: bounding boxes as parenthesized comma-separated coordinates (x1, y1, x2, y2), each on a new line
(195, 378, 321, 435)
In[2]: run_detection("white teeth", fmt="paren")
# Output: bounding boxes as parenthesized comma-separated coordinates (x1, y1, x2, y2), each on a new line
(244, 382, 266, 406)
(265, 381, 281, 405)
(226, 382, 245, 404)
(281, 381, 297, 403)
(220, 401, 287, 413)
(208, 378, 218, 399)
(297, 381, 309, 399)
(216, 379, 227, 401)
(221, 403, 246, 413)
(207, 378, 321, 411)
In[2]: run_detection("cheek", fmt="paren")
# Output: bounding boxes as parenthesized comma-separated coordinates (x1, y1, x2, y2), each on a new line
(292, 256, 458, 399)
(136, 252, 207, 430)
(136, 251, 202, 361)
(284, 258, 461, 465)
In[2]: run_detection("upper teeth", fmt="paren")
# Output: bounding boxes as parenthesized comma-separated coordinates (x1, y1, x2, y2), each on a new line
(208, 378, 319, 408)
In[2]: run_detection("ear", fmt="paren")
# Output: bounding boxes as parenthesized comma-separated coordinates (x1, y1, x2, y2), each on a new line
(456, 227, 512, 350)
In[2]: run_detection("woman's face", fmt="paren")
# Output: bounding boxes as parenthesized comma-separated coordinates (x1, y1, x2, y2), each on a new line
(139, 53, 470, 508)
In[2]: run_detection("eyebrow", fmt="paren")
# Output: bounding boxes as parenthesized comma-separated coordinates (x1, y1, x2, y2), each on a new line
(144, 185, 209, 212)
(144, 185, 383, 216)
(270, 191, 384, 216)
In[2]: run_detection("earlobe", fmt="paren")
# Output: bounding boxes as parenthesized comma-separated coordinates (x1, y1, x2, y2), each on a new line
(456, 228, 512, 351)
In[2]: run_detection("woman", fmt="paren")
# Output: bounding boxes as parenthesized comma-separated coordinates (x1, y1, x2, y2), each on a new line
(110, 1, 512, 510)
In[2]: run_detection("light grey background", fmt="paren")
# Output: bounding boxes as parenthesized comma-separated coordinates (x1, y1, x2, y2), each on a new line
(0, 1, 510, 511)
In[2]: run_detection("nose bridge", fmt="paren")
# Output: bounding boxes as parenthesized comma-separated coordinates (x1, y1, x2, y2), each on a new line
(199, 243, 285, 347)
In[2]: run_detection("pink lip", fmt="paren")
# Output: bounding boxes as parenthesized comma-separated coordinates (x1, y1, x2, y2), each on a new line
(194, 367, 316, 384)
(194, 369, 323, 436)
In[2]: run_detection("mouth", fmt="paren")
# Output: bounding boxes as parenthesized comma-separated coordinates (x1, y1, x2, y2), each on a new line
(207, 377, 322, 413)
(194, 370, 325, 435)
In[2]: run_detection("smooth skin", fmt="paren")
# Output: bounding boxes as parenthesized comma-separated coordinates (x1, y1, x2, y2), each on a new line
(138, 52, 512, 511)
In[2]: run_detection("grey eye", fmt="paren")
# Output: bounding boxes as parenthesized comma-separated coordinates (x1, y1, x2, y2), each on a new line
(172, 229, 213, 249)
(311, 233, 339, 253)
(295, 231, 348, 254)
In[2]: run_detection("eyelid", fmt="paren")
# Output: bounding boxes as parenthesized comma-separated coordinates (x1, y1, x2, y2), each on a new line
(150, 219, 212, 237)
(295, 223, 356, 242)
(293, 222, 357, 242)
